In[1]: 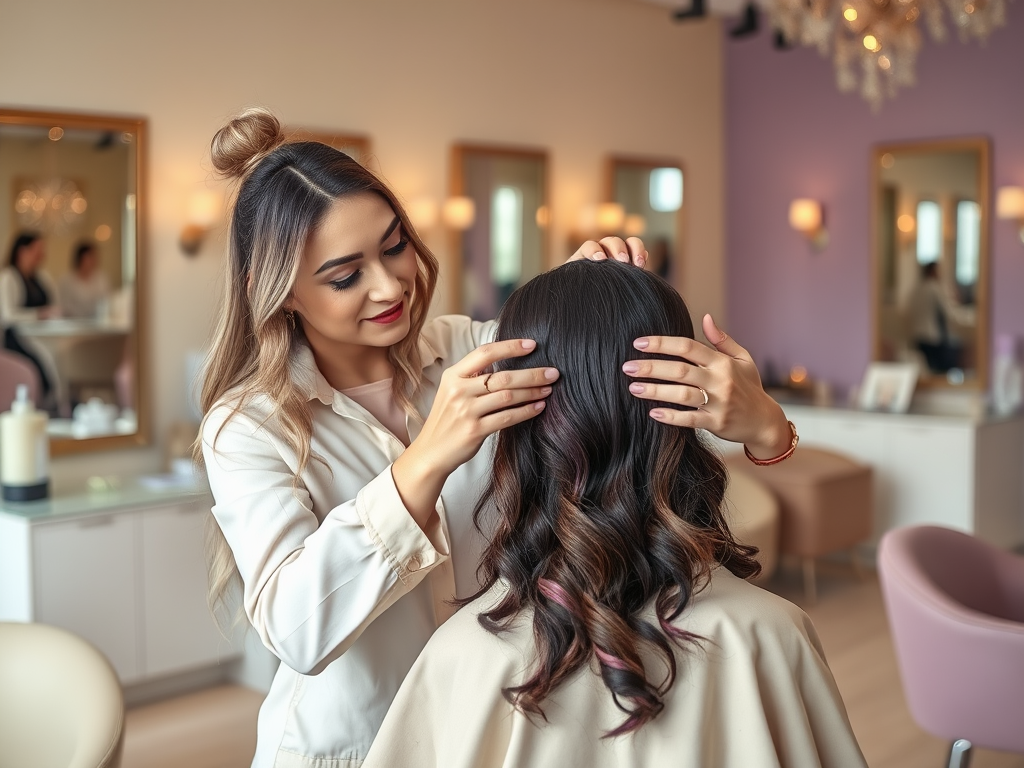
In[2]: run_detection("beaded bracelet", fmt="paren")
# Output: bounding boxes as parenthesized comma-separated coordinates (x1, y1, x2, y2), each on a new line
(744, 420, 799, 466)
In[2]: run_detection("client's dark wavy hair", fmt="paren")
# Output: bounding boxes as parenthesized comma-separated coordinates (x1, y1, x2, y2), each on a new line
(465, 259, 760, 737)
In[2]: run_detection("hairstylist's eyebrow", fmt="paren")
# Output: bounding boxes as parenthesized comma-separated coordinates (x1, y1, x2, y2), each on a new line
(313, 216, 401, 276)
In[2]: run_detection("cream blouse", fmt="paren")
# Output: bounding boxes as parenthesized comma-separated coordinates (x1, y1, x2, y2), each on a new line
(201, 315, 496, 768)
(364, 569, 867, 768)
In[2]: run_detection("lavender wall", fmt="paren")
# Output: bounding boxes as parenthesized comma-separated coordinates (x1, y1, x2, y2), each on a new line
(724, 6, 1024, 395)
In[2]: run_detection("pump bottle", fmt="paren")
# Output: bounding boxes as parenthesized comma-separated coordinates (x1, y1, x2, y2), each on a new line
(0, 384, 50, 501)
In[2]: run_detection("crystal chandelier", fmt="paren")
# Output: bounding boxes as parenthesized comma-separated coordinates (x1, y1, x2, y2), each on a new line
(768, 0, 1010, 109)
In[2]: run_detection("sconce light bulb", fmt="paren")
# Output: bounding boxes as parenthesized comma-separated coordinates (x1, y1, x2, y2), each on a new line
(442, 196, 476, 230)
(596, 202, 625, 233)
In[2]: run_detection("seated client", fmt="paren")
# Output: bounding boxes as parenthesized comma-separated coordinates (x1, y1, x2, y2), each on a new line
(364, 260, 866, 768)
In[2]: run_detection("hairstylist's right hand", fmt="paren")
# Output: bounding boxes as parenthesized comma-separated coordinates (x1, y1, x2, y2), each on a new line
(393, 340, 557, 526)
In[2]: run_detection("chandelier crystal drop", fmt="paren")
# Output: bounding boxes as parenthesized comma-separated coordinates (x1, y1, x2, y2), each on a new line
(768, 0, 1009, 109)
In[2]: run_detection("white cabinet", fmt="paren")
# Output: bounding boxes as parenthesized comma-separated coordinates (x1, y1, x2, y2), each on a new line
(705, 407, 1024, 548)
(0, 488, 240, 686)
(140, 504, 229, 677)
(33, 513, 140, 680)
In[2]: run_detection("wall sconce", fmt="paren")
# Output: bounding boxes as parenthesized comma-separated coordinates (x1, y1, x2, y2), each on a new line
(180, 190, 224, 256)
(596, 202, 625, 233)
(442, 196, 475, 230)
(624, 214, 647, 237)
(996, 186, 1024, 244)
(406, 196, 440, 231)
(788, 198, 828, 251)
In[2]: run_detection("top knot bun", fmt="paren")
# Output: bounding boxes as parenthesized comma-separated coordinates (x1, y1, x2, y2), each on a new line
(211, 107, 285, 179)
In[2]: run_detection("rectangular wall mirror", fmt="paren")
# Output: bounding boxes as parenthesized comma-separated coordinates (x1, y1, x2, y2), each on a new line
(606, 155, 685, 283)
(450, 143, 548, 320)
(873, 138, 990, 389)
(0, 108, 147, 454)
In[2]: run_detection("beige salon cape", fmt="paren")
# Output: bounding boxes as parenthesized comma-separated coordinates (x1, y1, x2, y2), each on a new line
(364, 569, 866, 768)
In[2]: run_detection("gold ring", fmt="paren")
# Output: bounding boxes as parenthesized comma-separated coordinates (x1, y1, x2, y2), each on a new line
(699, 387, 709, 407)
(482, 373, 494, 393)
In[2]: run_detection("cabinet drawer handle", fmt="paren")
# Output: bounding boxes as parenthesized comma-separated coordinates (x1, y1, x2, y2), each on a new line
(78, 515, 114, 528)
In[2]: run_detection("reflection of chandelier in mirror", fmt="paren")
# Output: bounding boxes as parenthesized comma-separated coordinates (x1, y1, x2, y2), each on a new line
(770, 0, 1009, 109)
(14, 178, 88, 233)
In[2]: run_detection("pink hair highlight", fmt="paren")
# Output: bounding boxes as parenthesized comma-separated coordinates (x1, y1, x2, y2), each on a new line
(594, 647, 630, 671)
(538, 578, 575, 612)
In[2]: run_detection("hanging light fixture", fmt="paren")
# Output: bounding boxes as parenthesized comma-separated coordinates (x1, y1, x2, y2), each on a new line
(768, 0, 1010, 109)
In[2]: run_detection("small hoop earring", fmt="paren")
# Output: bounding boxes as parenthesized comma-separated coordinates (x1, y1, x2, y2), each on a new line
(284, 310, 296, 330)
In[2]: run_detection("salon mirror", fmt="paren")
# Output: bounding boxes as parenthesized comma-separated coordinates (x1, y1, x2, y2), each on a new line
(450, 143, 549, 320)
(0, 108, 147, 454)
(873, 138, 990, 389)
(606, 156, 685, 283)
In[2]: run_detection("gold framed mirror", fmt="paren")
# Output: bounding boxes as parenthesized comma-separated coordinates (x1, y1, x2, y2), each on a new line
(872, 138, 990, 390)
(0, 108, 147, 455)
(449, 143, 549, 320)
(605, 155, 685, 284)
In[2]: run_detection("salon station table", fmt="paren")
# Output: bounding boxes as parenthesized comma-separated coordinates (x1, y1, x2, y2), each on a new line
(707, 401, 1024, 552)
(13, 318, 129, 415)
(0, 481, 257, 699)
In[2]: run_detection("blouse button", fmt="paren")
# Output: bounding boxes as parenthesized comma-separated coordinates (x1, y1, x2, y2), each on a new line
(408, 555, 421, 571)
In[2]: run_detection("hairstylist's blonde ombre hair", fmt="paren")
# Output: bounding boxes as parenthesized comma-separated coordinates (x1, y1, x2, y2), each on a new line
(196, 107, 439, 620)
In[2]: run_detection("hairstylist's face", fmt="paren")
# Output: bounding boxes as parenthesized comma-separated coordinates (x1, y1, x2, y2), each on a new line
(287, 192, 417, 354)
(17, 239, 45, 274)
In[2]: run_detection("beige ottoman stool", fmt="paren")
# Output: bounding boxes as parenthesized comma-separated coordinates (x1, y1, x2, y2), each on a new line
(725, 448, 873, 603)
(724, 469, 780, 582)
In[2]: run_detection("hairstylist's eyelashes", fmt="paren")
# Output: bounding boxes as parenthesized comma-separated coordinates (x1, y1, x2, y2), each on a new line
(383, 236, 409, 258)
(329, 271, 361, 291)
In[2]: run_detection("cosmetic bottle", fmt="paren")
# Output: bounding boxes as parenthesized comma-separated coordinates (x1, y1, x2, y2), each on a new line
(992, 334, 1023, 417)
(0, 384, 50, 502)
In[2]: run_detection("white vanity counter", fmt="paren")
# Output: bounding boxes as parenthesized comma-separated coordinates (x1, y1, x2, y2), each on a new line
(0, 482, 243, 690)
(743, 402, 1024, 549)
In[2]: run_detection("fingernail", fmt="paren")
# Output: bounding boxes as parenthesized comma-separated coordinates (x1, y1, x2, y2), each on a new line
(633, 338, 649, 350)
(650, 409, 666, 420)
(544, 367, 559, 380)
(629, 383, 645, 394)
(617, 252, 629, 262)
(521, 339, 536, 350)
(534, 401, 546, 411)
(541, 386, 552, 395)
(593, 252, 606, 260)
(622, 362, 640, 374)
(637, 254, 647, 268)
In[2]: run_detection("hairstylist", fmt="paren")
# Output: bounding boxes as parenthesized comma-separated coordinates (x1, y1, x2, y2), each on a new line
(198, 108, 793, 768)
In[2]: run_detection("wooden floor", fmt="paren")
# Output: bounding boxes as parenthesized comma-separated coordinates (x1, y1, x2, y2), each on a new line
(122, 565, 1024, 768)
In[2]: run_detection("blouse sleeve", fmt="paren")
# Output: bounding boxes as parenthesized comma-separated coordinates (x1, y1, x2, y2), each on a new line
(0, 268, 41, 326)
(202, 406, 450, 676)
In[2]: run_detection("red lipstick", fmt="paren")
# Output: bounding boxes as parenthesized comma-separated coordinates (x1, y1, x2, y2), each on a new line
(366, 301, 404, 324)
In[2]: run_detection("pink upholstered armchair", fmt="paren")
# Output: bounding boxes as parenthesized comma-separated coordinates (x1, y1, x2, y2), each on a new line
(0, 349, 40, 408)
(878, 525, 1024, 768)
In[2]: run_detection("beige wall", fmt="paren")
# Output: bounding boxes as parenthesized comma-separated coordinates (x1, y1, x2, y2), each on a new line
(0, 0, 725, 486)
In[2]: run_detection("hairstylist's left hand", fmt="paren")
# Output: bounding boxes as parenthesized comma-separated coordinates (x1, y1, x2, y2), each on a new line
(568, 236, 648, 268)
(622, 314, 793, 461)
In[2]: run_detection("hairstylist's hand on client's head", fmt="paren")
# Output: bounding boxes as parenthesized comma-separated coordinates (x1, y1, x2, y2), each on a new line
(622, 314, 793, 461)
(568, 236, 648, 268)
(392, 338, 558, 523)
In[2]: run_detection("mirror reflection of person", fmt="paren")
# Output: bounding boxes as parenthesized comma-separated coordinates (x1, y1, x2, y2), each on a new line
(58, 241, 111, 319)
(906, 261, 974, 374)
(364, 261, 865, 768)
(1, 232, 59, 399)
(196, 108, 794, 768)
